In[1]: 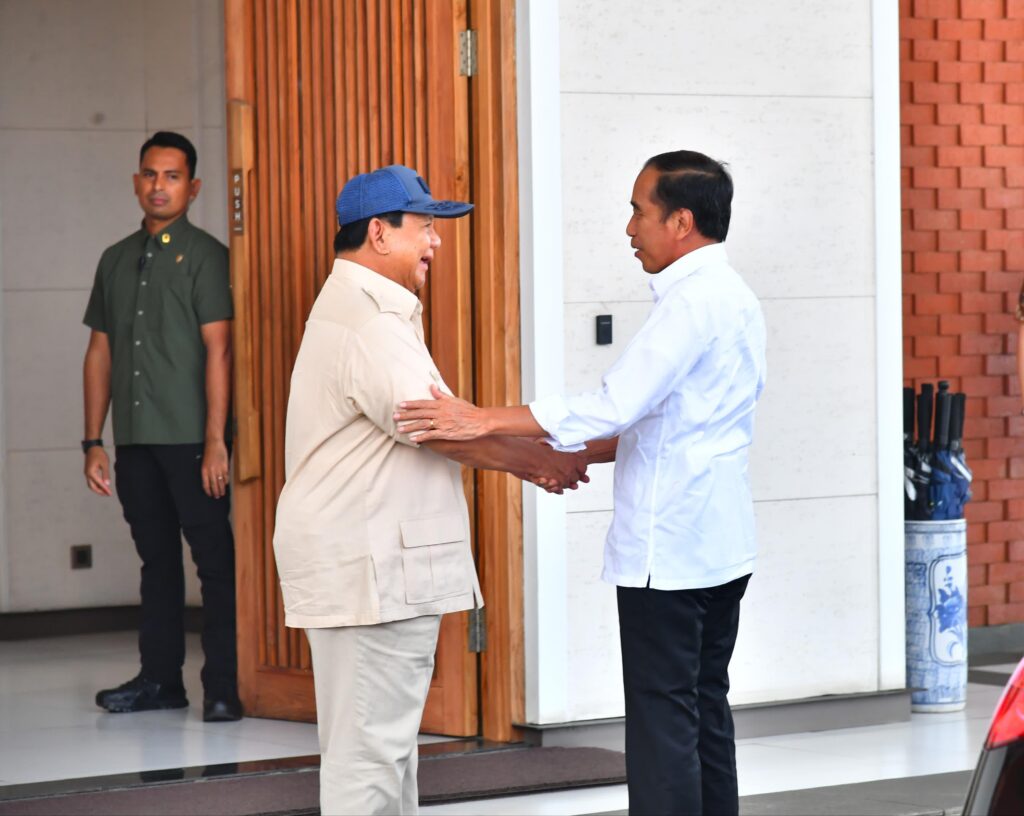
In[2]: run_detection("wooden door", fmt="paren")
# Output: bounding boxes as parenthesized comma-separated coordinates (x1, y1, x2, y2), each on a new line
(224, 0, 477, 735)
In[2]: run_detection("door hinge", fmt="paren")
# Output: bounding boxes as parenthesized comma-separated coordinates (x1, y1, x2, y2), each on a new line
(459, 29, 478, 77)
(468, 606, 487, 652)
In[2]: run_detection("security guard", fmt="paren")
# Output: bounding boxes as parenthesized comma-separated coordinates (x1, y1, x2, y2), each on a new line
(81, 131, 240, 722)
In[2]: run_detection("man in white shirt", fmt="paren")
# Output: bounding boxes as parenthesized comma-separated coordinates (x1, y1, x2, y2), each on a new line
(394, 150, 767, 816)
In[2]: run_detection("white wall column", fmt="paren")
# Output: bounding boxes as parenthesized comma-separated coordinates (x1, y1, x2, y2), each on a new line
(873, 0, 907, 689)
(517, 0, 569, 724)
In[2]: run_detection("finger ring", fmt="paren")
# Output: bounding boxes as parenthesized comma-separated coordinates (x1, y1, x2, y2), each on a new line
(216, 476, 224, 481)
(430, 419, 435, 429)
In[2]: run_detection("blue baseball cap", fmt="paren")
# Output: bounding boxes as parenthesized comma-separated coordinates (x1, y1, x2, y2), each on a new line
(336, 164, 473, 227)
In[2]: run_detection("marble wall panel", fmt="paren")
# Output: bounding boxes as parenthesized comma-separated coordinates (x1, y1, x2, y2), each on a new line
(560, 93, 875, 304)
(559, 0, 872, 99)
(142, 0, 198, 133)
(0, 0, 146, 130)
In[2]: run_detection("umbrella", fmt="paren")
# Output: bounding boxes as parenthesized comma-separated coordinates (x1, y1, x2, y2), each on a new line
(904, 386, 917, 519)
(948, 392, 972, 519)
(928, 388, 956, 521)
(909, 383, 934, 521)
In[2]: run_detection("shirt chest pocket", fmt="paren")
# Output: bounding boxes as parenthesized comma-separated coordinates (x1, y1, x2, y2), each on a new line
(147, 270, 194, 332)
(399, 513, 470, 604)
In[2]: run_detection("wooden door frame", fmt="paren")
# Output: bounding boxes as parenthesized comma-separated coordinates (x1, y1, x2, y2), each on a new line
(225, 0, 524, 741)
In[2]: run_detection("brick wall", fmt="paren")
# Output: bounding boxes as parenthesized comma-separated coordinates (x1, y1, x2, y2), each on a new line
(900, 0, 1024, 627)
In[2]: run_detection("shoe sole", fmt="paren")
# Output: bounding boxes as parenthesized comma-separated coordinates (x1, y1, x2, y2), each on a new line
(101, 699, 189, 713)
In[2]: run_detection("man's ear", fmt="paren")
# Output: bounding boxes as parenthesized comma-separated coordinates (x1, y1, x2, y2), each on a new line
(367, 217, 391, 256)
(189, 177, 202, 201)
(674, 208, 695, 239)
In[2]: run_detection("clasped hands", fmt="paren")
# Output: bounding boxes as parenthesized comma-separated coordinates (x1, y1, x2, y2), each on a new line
(395, 386, 589, 494)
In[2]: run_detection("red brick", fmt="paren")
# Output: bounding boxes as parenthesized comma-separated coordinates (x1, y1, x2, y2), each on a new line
(991, 561, 1024, 584)
(903, 103, 937, 126)
(1006, 125, 1024, 145)
(962, 0, 1008, 16)
(939, 272, 984, 292)
(904, 189, 938, 210)
(939, 62, 983, 83)
(971, 583, 1011, 606)
(1008, 209, 1024, 228)
(915, 0, 959, 14)
(914, 252, 959, 274)
(902, 293, 915, 317)
(960, 40, 1005, 61)
(915, 335, 957, 356)
(987, 62, 1024, 83)
(985, 147, 1024, 168)
(905, 314, 941, 335)
(971, 457, 1009, 479)
(903, 18, 938, 39)
(905, 357, 939, 378)
(904, 230, 939, 252)
(1004, 246, 1024, 269)
(961, 123, 1005, 146)
(985, 18, 1024, 38)
(970, 481, 988, 501)
(913, 166, 958, 188)
(986, 353, 1018, 375)
(1011, 541, 1024, 561)
(985, 104, 1024, 126)
(1007, 497, 1024, 517)
(938, 231, 984, 252)
(914, 82, 959, 104)
(964, 292, 1006, 315)
(966, 499, 1007, 524)
(984, 312, 1019, 334)
(971, 541, 1008, 563)
(914, 210, 958, 231)
(938, 145, 984, 166)
(960, 83, 1005, 105)
(938, 188, 984, 209)
(988, 602, 1024, 624)
(937, 104, 983, 125)
(985, 270, 1023, 292)
(989, 476, 1024, 498)
(985, 230, 1024, 251)
(941, 314, 985, 336)
(914, 39, 958, 61)
(940, 19, 986, 38)
(965, 414, 1005, 437)
(965, 437, 986, 459)
(904, 273, 939, 295)
(905, 61, 940, 83)
(1009, 581, 1024, 603)
(969, 565, 990, 588)
(969, 605, 988, 627)
(903, 145, 938, 167)
(1010, 0, 1024, 15)
(991, 518, 1024, 540)
(1010, 40, 1024, 59)
(962, 375, 1007, 396)
(942, 357, 985, 380)
(913, 124, 959, 146)
(1008, 83, 1024, 103)
(960, 209, 1004, 230)
(961, 250, 1004, 271)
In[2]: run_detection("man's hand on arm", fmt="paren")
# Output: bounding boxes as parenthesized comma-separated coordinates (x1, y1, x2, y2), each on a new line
(200, 320, 232, 499)
(395, 385, 544, 441)
(82, 330, 113, 497)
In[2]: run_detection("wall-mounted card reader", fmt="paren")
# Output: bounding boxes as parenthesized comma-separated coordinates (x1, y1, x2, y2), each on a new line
(596, 314, 613, 345)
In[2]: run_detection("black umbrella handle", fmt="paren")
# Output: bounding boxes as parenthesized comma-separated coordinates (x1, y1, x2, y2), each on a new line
(904, 387, 915, 441)
(918, 384, 934, 453)
(951, 393, 966, 452)
(937, 391, 952, 450)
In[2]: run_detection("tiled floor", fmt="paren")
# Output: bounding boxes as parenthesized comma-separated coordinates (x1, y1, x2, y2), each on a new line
(0, 632, 1011, 815)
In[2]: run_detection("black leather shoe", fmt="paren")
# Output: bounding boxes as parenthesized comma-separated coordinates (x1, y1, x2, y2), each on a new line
(95, 674, 188, 713)
(203, 696, 243, 722)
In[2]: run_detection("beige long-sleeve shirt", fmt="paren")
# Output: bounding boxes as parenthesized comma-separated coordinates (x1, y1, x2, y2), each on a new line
(273, 259, 482, 628)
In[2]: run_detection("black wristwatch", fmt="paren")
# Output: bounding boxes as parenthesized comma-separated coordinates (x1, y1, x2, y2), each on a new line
(81, 438, 103, 453)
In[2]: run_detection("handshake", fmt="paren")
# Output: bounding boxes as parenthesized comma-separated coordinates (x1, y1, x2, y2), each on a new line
(395, 386, 592, 495)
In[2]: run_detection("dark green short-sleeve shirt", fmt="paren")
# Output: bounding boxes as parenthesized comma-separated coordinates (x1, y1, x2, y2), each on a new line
(83, 214, 232, 445)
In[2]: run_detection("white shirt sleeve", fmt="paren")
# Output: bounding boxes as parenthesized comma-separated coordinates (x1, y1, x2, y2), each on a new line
(530, 291, 709, 450)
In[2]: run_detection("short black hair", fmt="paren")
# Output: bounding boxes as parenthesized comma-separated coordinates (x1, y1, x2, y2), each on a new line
(140, 131, 198, 179)
(333, 211, 405, 253)
(643, 151, 733, 242)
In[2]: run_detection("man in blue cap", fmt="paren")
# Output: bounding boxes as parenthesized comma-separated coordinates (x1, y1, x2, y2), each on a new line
(273, 165, 587, 815)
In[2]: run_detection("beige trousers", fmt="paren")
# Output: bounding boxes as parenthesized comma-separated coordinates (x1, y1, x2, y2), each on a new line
(306, 615, 441, 816)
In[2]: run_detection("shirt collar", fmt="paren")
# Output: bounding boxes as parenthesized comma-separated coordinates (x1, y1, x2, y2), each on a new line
(331, 258, 422, 322)
(648, 242, 728, 302)
(143, 213, 192, 251)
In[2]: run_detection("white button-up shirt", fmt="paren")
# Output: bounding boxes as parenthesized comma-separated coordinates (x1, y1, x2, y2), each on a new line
(529, 243, 766, 590)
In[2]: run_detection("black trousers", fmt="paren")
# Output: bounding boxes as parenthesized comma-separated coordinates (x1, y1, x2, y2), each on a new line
(617, 574, 750, 816)
(114, 444, 237, 698)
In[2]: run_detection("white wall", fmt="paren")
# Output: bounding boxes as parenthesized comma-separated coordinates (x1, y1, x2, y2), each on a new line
(0, 0, 227, 612)
(520, 0, 895, 720)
